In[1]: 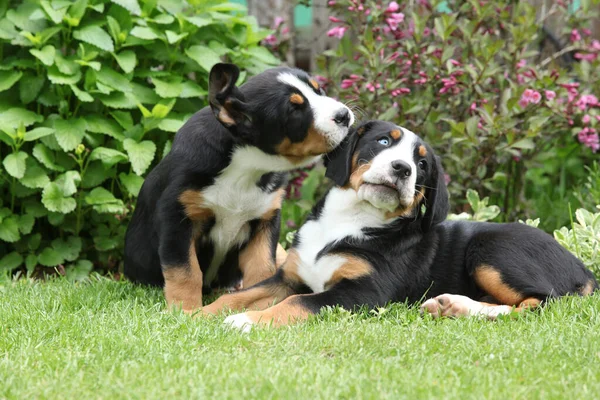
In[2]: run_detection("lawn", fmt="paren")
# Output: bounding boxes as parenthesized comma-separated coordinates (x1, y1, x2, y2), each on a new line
(1, 276, 599, 400)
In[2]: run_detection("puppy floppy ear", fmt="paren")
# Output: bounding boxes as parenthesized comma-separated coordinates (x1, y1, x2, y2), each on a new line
(422, 155, 450, 231)
(324, 123, 367, 186)
(208, 63, 251, 130)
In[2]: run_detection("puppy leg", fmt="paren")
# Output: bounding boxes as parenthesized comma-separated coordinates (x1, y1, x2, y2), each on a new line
(159, 194, 208, 314)
(239, 193, 285, 288)
(421, 294, 541, 319)
(224, 277, 384, 332)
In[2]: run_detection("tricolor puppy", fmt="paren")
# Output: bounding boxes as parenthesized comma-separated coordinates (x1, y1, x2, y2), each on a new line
(202, 120, 598, 331)
(124, 63, 354, 313)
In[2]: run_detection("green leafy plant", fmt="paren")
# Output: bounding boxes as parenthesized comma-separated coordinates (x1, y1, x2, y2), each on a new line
(0, 0, 279, 278)
(318, 0, 600, 230)
(447, 189, 501, 222)
(554, 206, 600, 278)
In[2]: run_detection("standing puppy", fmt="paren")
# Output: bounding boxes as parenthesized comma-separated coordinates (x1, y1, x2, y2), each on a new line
(202, 120, 597, 331)
(124, 63, 354, 313)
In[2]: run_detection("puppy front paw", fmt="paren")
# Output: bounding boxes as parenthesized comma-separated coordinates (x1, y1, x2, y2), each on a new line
(224, 313, 255, 333)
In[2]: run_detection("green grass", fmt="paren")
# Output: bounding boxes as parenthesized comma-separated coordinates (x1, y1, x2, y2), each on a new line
(1, 276, 600, 400)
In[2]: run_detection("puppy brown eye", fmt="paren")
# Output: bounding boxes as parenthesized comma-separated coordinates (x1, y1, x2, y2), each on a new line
(377, 137, 390, 146)
(418, 160, 427, 169)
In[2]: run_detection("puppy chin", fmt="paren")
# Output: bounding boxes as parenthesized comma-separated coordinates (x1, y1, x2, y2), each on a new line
(357, 184, 400, 212)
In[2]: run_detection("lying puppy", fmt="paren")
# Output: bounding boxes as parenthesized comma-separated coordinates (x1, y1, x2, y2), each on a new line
(124, 63, 354, 313)
(203, 120, 598, 330)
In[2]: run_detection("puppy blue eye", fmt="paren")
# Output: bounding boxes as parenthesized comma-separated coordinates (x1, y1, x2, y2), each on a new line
(377, 137, 390, 146)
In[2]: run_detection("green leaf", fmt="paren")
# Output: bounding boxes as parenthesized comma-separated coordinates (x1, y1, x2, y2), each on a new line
(109, 111, 133, 130)
(119, 172, 144, 196)
(33, 143, 65, 171)
(111, 0, 141, 15)
(185, 45, 221, 71)
(0, 217, 20, 242)
(97, 66, 131, 92)
(113, 50, 136, 73)
(123, 138, 155, 175)
(52, 236, 82, 262)
(42, 183, 76, 214)
(97, 92, 137, 109)
(69, 84, 94, 102)
(19, 214, 35, 235)
(131, 82, 161, 104)
(19, 74, 45, 104)
(158, 118, 184, 133)
(85, 187, 125, 213)
(511, 138, 535, 150)
(152, 77, 182, 98)
(81, 161, 111, 188)
(3, 151, 28, 178)
(28, 232, 42, 250)
(0, 108, 43, 130)
(89, 147, 128, 168)
(85, 115, 124, 140)
(25, 254, 38, 273)
(66, 259, 93, 281)
(130, 26, 158, 40)
(54, 118, 86, 151)
(151, 99, 176, 119)
(73, 25, 114, 52)
(244, 46, 279, 65)
(180, 81, 207, 98)
(0, 252, 23, 271)
(38, 246, 65, 266)
(466, 189, 480, 209)
(47, 66, 82, 85)
(55, 54, 80, 75)
(68, 0, 88, 24)
(24, 127, 54, 142)
(40, 0, 67, 24)
(30, 45, 55, 66)
(21, 159, 50, 189)
(152, 14, 174, 24)
(0, 70, 23, 92)
(162, 139, 172, 159)
(165, 30, 187, 44)
(55, 171, 81, 197)
(185, 15, 212, 28)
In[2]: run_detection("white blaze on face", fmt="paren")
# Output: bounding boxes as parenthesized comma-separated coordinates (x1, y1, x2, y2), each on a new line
(277, 73, 354, 149)
(360, 127, 418, 210)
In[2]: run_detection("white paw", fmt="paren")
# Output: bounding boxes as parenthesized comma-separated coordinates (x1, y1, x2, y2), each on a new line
(224, 313, 254, 333)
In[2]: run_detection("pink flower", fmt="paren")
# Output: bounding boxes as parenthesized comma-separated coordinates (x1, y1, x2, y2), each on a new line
(273, 16, 285, 29)
(582, 114, 591, 124)
(328, 1, 336, 5)
(578, 128, 599, 152)
(327, 26, 347, 38)
(386, 12, 404, 31)
(341, 79, 355, 89)
(570, 29, 581, 43)
(519, 89, 541, 107)
(263, 34, 277, 45)
(591, 40, 600, 51)
(575, 53, 598, 62)
(391, 88, 410, 96)
(386, 1, 400, 12)
(470, 102, 477, 112)
(583, 28, 592, 36)
(449, 59, 461, 66)
(516, 59, 526, 68)
(286, 220, 296, 228)
(328, 16, 343, 23)
(544, 90, 556, 100)
(366, 82, 381, 92)
(576, 94, 599, 110)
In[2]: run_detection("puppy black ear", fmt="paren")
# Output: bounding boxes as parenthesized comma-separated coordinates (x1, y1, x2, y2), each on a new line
(208, 63, 250, 130)
(324, 122, 372, 186)
(422, 155, 450, 231)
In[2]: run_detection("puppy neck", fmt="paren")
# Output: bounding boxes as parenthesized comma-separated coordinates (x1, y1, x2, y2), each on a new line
(230, 145, 321, 174)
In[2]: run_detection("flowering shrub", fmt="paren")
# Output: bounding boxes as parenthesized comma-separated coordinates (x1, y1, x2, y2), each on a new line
(318, 0, 600, 226)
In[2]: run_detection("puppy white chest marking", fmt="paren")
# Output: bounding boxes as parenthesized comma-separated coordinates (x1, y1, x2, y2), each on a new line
(201, 147, 285, 285)
(294, 188, 387, 293)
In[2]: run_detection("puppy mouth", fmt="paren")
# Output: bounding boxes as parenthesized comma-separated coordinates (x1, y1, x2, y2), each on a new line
(362, 180, 399, 192)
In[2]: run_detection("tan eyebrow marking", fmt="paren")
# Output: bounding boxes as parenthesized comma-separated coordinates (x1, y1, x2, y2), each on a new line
(309, 79, 319, 90)
(419, 145, 427, 157)
(290, 93, 304, 105)
(390, 130, 402, 140)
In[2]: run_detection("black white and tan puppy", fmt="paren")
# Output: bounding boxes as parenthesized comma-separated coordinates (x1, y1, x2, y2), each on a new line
(124, 63, 354, 313)
(202, 120, 598, 331)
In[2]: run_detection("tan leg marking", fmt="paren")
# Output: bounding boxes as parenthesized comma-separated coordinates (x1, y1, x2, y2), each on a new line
(473, 265, 524, 305)
(202, 249, 301, 316)
(178, 190, 214, 221)
(580, 279, 597, 296)
(275, 243, 288, 267)
(324, 255, 373, 290)
(224, 295, 312, 332)
(421, 295, 541, 320)
(163, 240, 203, 314)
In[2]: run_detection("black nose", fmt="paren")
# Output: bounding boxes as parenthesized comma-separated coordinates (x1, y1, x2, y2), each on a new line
(333, 108, 351, 127)
(391, 160, 411, 178)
